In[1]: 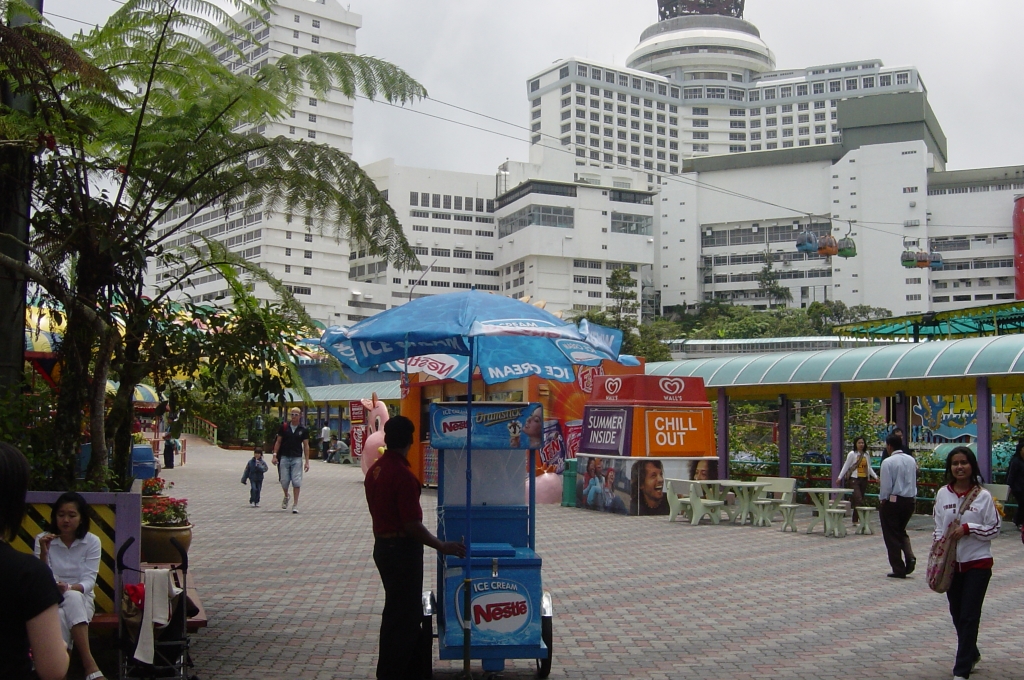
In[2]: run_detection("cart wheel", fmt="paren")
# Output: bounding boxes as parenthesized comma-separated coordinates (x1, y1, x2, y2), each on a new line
(418, 613, 433, 679)
(536, 615, 552, 678)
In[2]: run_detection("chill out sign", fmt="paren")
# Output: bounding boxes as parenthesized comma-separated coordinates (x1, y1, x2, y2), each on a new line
(645, 410, 711, 456)
(579, 406, 632, 456)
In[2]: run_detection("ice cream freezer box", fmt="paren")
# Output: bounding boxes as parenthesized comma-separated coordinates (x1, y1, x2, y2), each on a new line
(437, 543, 546, 661)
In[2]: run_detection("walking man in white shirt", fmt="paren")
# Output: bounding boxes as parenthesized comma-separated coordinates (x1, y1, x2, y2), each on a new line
(320, 422, 331, 461)
(878, 433, 918, 578)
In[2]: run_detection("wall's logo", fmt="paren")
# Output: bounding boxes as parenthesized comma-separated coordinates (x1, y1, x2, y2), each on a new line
(659, 378, 685, 396)
(604, 378, 623, 395)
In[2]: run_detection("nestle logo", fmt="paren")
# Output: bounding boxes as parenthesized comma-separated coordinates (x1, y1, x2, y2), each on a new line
(441, 419, 467, 434)
(473, 600, 527, 625)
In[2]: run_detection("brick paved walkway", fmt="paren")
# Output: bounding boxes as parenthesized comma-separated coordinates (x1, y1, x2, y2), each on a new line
(165, 437, 1023, 680)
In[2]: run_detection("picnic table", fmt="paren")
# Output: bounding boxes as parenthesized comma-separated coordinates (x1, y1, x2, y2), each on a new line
(797, 487, 852, 536)
(714, 480, 767, 525)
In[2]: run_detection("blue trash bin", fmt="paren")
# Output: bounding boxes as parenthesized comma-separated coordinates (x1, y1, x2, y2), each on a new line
(131, 443, 158, 480)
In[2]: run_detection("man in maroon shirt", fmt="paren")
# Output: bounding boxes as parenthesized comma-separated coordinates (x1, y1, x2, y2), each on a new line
(365, 415, 464, 680)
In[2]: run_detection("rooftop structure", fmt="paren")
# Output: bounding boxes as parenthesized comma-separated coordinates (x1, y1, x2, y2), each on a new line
(658, 0, 745, 20)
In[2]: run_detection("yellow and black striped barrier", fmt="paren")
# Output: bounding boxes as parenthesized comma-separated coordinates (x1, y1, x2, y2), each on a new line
(15, 491, 142, 614)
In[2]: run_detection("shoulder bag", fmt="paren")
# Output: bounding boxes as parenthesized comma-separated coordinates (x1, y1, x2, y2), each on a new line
(926, 485, 981, 593)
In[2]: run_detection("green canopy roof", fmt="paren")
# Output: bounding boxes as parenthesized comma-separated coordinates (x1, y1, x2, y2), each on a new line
(284, 380, 401, 404)
(835, 301, 1024, 339)
(647, 335, 1024, 399)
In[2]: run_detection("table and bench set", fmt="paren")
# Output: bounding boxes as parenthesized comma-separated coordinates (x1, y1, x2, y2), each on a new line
(664, 476, 874, 537)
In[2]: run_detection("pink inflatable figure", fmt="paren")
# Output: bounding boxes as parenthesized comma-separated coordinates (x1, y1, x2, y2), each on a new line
(360, 393, 391, 476)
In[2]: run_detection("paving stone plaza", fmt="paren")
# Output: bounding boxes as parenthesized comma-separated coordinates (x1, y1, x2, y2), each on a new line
(170, 437, 1023, 680)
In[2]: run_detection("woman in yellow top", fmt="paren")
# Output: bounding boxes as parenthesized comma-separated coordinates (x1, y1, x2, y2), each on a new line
(835, 436, 878, 524)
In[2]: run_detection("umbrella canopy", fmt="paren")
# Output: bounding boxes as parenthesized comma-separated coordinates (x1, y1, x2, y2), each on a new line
(106, 381, 160, 403)
(318, 291, 637, 383)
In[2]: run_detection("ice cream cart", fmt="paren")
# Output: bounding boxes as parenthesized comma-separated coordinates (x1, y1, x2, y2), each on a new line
(425, 401, 553, 677)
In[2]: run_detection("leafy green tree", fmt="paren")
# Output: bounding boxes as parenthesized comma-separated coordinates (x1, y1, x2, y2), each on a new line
(569, 270, 671, 362)
(756, 251, 792, 307)
(0, 0, 422, 488)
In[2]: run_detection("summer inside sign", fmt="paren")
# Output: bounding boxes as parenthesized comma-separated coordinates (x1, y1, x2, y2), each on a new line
(579, 406, 632, 456)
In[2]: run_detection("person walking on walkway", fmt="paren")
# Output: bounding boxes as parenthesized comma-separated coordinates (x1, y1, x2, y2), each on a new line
(836, 436, 877, 524)
(272, 408, 309, 514)
(241, 447, 268, 507)
(932, 446, 1000, 680)
(320, 422, 331, 461)
(364, 416, 465, 680)
(1005, 438, 1024, 529)
(879, 433, 918, 578)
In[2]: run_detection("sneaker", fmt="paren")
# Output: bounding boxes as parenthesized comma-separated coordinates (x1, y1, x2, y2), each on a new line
(254, 503, 260, 508)
(954, 676, 968, 680)
(281, 496, 289, 510)
(249, 502, 254, 507)
(292, 506, 299, 514)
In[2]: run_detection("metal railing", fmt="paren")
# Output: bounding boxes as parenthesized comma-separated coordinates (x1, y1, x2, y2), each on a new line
(729, 460, 1018, 513)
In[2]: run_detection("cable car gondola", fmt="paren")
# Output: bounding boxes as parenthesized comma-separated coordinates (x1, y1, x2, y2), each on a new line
(817, 234, 839, 257)
(929, 252, 944, 270)
(901, 250, 918, 268)
(837, 237, 857, 258)
(796, 230, 818, 254)
(915, 251, 930, 268)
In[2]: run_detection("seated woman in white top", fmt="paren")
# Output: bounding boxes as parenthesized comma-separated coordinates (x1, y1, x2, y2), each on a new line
(35, 492, 105, 680)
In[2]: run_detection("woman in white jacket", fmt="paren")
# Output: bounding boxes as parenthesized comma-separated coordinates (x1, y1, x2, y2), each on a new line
(932, 447, 1000, 680)
(835, 437, 877, 524)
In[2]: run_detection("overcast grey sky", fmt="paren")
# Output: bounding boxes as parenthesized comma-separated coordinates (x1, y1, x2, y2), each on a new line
(47, 0, 1022, 175)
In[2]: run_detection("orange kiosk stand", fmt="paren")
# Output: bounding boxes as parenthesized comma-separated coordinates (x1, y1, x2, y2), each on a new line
(576, 375, 716, 515)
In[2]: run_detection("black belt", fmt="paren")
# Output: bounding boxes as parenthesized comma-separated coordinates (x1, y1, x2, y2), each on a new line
(376, 531, 408, 539)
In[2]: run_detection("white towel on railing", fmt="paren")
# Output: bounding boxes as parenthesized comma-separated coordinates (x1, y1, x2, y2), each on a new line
(134, 568, 182, 664)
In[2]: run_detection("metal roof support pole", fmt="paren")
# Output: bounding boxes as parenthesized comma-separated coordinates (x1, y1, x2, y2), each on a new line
(778, 395, 790, 478)
(717, 388, 730, 480)
(830, 383, 844, 484)
(976, 377, 992, 482)
(894, 392, 909, 443)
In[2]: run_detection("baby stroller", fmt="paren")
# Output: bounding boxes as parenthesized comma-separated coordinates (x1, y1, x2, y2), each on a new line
(115, 537, 199, 680)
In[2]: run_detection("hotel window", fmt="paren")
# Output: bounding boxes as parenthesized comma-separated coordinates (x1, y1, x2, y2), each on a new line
(815, 112, 826, 121)
(797, 84, 808, 96)
(798, 114, 809, 123)
(309, 97, 317, 106)
(311, 35, 319, 44)
(284, 265, 291, 273)
(780, 86, 792, 98)
(693, 144, 709, 152)
(782, 129, 793, 138)
(814, 100, 825, 109)
(750, 120, 761, 128)
(748, 90, 760, 101)
(312, 19, 320, 28)
(308, 114, 317, 122)
(285, 248, 292, 256)
(692, 107, 709, 115)
(693, 131, 709, 140)
(798, 127, 809, 135)
(896, 72, 910, 85)
(766, 117, 777, 126)
(766, 130, 777, 139)
(815, 137, 827, 144)
(879, 74, 893, 86)
(307, 130, 316, 138)
(813, 83, 825, 95)
(692, 119, 709, 128)
(293, 14, 300, 21)
(781, 116, 792, 125)
(862, 76, 875, 88)
(763, 88, 776, 99)
(577, 64, 588, 77)
(815, 125, 826, 134)
(829, 80, 841, 92)
(846, 78, 857, 90)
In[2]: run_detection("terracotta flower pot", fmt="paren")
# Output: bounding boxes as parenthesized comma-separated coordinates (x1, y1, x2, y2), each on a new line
(141, 495, 163, 507)
(140, 524, 193, 563)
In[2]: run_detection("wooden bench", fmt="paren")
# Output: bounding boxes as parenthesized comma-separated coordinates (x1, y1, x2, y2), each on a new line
(751, 476, 797, 528)
(666, 479, 724, 525)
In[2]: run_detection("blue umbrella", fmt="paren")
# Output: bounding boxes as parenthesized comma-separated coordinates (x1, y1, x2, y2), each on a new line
(319, 291, 637, 382)
(316, 290, 636, 670)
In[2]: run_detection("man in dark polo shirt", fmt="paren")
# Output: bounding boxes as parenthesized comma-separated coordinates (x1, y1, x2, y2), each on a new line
(272, 407, 310, 513)
(364, 416, 464, 680)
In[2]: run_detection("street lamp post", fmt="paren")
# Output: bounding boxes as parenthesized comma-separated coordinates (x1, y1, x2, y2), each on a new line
(407, 259, 437, 302)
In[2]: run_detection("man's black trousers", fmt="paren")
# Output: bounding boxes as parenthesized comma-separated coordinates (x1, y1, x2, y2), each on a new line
(373, 537, 424, 680)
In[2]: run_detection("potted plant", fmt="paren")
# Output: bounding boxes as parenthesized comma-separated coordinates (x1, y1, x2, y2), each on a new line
(141, 477, 174, 506)
(140, 497, 192, 563)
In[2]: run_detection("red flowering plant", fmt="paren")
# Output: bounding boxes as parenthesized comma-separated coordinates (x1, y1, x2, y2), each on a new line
(141, 477, 174, 496)
(141, 497, 190, 527)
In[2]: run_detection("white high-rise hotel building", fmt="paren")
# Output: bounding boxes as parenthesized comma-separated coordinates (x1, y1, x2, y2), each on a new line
(148, 0, 1024, 324)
